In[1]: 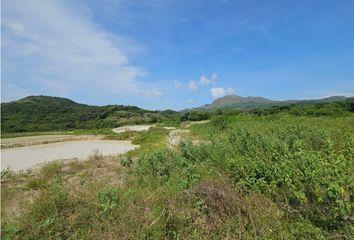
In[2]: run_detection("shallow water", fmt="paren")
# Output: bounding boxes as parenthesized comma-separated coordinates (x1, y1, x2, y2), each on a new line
(1, 140, 138, 171)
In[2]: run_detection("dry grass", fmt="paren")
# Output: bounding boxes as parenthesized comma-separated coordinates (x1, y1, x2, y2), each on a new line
(165, 181, 283, 239)
(1, 155, 126, 225)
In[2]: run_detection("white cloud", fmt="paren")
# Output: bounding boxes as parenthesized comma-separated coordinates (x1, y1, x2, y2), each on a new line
(199, 73, 217, 86)
(2, 0, 145, 100)
(210, 87, 235, 99)
(188, 98, 195, 103)
(187, 73, 218, 92)
(141, 89, 163, 97)
(174, 80, 182, 89)
(211, 73, 218, 82)
(226, 87, 235, 95)
(188, 81, 198, 91)
(200, 75, 211, 85)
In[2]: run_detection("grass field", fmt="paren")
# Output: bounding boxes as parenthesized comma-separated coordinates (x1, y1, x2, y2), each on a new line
(1, 114, 353, 239)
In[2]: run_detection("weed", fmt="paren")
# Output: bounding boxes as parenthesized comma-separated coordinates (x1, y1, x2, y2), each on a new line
(98, 187, 120, 215)
(120, 156, 133, 168)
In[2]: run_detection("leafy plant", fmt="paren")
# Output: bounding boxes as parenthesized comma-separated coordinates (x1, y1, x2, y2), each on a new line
(98, 187, 120, 214)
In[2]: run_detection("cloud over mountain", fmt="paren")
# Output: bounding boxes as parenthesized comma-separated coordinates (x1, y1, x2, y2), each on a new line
(210, 87, 235, 99)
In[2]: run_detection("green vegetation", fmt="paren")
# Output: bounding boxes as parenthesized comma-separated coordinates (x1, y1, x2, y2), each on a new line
(2, 95, 352, 136)
(180, 111, 211, 121)
(1, 96, 180, 133)
(1, 98, 354, 239)
(119, 126, 170, 157)
(250, 98, 354, 117)
(198, 94, 348, 110)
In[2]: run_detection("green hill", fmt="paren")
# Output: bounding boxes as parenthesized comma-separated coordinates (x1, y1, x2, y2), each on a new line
(1, 96, 178, 133)
(198, 95, 348, 110)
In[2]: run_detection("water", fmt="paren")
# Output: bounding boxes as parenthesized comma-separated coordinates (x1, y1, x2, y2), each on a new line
(1, 140, 138, 171)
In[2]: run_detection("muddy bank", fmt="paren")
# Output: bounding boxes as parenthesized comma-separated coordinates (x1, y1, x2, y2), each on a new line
(1, 135, 104, 149)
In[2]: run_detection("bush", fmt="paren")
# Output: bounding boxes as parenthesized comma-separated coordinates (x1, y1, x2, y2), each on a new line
(180, 111, 210, 122)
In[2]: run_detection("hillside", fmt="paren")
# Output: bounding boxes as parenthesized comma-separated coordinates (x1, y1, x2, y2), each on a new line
(198, 95, 348, 110)
(1, 96, 179, 133)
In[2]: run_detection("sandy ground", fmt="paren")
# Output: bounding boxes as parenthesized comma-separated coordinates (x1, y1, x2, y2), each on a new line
(163, 127, 176, 130)
(185, 120, 210, 128)
(112, 125, 154, 133)
(167, 129, 190, 148)
(1, 140, 138, 171)
(1, 135, 104, 149)
(167, 121, 210, 148)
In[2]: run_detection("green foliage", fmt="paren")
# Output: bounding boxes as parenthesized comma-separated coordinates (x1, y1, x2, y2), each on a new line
(345, 97, 354, 112)
(1, 168, 15, 180)
(24, 161, 63, 191)
(26, 179, 47, 190)
(210, 115, 230, 130)
(137, 151, 170, 180)
(40, 161, 63, 180)
(120, 156, 133, 168)
(17, 178, 71, 239)
(251, 99, 353, 117)
(1, 95, 180, 133)
(1, 224, 19, 240)
(98, 187, 120, 215)
(208, 115, 353, 229)
(199, 94, 348, 111)
(180, 111, 210, 121)
(128, 127, 170, 157)
(287, 221, 325, 240)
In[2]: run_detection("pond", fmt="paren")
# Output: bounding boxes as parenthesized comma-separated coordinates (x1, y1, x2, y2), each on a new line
(1, 140, 138, 171)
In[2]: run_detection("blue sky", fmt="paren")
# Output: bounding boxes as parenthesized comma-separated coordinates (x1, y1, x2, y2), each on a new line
(2, 0, 354, 110)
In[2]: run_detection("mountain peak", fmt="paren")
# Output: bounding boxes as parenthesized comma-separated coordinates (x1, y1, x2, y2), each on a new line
(206, 95, 275, 109)
(212, 95, 241, 103)
(17, 95, 76, 104)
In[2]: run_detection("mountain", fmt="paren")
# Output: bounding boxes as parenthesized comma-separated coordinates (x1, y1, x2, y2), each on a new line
(1, 96, 178, 133)
(198, 95, 348, 110)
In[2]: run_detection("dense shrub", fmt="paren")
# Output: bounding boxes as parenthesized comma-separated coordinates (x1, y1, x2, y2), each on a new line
(180, 111, 210, 121)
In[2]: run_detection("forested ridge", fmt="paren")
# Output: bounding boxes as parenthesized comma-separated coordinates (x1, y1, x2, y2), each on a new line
(1, 96, 179, 133)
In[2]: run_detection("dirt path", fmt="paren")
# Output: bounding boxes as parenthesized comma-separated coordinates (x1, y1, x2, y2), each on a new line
(167, 129, 190, 148)
(167, 121, 210, 148)
(185, 120, 210, 128)
(112, 125, 154, 133)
